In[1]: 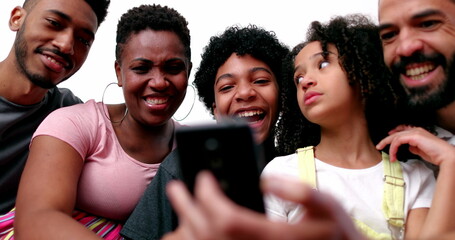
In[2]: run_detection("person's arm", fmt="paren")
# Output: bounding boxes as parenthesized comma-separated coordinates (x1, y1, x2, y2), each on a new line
(164, 171, 364, 240)
(377, 125, 455, 238)
(15, 136, 101, 240)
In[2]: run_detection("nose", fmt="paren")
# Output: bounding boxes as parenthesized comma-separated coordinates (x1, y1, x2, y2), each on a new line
(395, 29, 424, 57)
(299, 74, 316, 91)
(235, 81, 256, 102)
(52, 30, 75, 55)
(148, 68, 169, 91)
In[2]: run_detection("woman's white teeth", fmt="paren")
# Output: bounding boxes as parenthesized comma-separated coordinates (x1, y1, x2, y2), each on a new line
(146, 98, 167, 104)
(238, 110, 263, 117)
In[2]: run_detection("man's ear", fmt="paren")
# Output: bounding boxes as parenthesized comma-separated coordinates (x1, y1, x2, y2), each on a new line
(9, 7, 26, 31)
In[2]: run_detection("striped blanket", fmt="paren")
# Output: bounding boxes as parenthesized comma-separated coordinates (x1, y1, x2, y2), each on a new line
(0, 208, 124, 239)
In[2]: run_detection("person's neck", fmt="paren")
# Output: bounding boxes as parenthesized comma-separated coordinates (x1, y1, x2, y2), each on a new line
(437, 101, 455, 135)
(113, 111, 175, 164)
(0, 56, 49, 105)
(315, 123, 382, 169)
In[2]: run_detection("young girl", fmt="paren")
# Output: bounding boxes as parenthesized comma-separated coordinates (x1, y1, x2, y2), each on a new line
(262, 15, 435, 239)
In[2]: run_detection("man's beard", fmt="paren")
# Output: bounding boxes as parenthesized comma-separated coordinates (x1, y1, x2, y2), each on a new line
(14, 24, 57, 90)
(391, 52, 455, 111)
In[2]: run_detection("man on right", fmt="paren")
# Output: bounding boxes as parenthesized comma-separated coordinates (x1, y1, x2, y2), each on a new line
(378, 0, 455, 141)
(376, 0, 455, 237)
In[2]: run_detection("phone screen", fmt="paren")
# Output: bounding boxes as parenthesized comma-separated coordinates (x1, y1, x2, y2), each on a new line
(176, 122, 265, 213)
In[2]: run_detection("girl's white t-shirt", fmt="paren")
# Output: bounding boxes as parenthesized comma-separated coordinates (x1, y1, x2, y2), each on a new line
(262, 153, 435, 237)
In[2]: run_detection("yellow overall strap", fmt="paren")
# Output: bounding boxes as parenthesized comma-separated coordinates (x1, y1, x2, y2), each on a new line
(297, 146, 316, 189)
(296, 148, 404, 239)
(382, 152, 405, 230)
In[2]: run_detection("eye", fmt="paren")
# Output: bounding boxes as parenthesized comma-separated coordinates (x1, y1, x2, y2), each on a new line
(219, 85, 233, 92)
(319, 61, 329, 69)
(254, 79, 270, 85)
(418, 20, 441, 29)
(77, 37, 91, 47)
(132, 65, 149, 74)
(163, 62, 186, 75)
(379, 30, 397, 42)
(46, 18, 62, 29)
(294, 76, 304, 85)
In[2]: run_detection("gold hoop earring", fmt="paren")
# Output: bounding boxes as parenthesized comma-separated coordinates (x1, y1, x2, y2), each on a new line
(173, 84, 196, 122)
(102, 82, 128, 124)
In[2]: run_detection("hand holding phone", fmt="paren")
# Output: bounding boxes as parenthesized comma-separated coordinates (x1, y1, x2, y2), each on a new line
(176, 122, 265, 213)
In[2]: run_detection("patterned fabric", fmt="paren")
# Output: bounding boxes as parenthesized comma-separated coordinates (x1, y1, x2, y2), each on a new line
(0, 208, 124, 239)
(72, 210, 124, 240)
(0, 208, 14, 240)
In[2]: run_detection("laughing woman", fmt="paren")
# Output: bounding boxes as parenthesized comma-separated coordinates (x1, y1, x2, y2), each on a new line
(12, 4, 192, 240)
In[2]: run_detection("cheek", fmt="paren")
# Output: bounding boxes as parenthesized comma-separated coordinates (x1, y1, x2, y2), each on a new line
(174, 76, 189, 96)
(265, 88, 279, 116)
(213, 94, 230, 115)
(73, 53, 89, 70)
(296, 89, 306, 113)
(296, 88, 304, 104)
(382, 46, 394, 67)
(121, 74, 143, 92)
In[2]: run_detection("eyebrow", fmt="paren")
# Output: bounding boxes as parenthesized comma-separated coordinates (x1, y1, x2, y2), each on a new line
(293, 51, 335, 73)
(215, 67, 273, 85)
(131, 57, 187, 66)
(47, 9, 95, 39)
(378, 9, 444, 31)
(132, 58, 152, 64)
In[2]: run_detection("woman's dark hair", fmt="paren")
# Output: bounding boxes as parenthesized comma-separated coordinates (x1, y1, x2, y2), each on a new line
(193, 25, 290, 116)
(276, 14, 405, 155)
(115, 4, 191, 64)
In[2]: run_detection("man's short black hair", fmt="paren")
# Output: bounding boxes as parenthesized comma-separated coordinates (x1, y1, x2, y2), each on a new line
(23, 0, 110, 27)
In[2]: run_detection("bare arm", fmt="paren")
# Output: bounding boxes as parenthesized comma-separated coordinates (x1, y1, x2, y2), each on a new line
(15, 136, 102, 240)
(377, 126, 455, 238)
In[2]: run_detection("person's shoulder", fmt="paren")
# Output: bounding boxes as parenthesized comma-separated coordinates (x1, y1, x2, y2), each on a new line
(46, 99, 99, 117)
(400, 159, 428, 168)
(400, 159, 436, 178)
(49, 87, 83, 106)
(262, 152, 298, 175)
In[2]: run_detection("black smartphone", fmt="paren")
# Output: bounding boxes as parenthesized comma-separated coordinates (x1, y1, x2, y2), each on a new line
(176, 121, 265, 213)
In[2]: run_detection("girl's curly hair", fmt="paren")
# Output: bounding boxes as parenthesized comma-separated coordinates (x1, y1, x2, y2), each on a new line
(275, 14, 406, 155)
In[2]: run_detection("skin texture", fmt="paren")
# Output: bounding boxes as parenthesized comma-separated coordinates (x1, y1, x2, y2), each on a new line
(295, 42, 430, 238)
(377, 125, 455, 238)
(15, 28, 189, 240)
(378, 0, 455, 237)
(294, 43, 363, 133)
(0, 0, 97, 105)
(193, 25, 289, 149)
(213, 54, 279, 143)
(379, 0, 455, 133)
(113, 29, 190, 164)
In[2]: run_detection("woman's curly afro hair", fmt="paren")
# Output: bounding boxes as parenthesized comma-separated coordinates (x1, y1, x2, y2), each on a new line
(115, 4, 191, 64)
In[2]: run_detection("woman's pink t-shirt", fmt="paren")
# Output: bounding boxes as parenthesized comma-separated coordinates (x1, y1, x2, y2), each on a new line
(32, 100, 177, 221)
